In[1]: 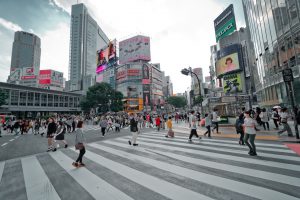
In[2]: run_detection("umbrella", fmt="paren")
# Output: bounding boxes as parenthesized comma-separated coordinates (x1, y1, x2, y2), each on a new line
(273, 106, 281, 109)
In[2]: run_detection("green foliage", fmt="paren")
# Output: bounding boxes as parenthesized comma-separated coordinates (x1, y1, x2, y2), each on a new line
(193, 95, 203, 105)
(80, 83, 124, 113)
(167, 96, 187, 108)
(0, 89, 8, 107)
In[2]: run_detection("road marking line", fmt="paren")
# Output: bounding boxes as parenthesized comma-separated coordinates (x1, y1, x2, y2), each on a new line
(9, 139, 14, 142)
(90, 142, 299, 200)
(50, 151, 133, 200)
(71, 148, 214, 200)
(142, 132, 293, 153)
(116, 137, 300, 172)
(0, 161, 4, 183)
(1, 143, 8, 147)
(22, 156, 61, 200)
(136, 135, 300, 162)
(103, 140, 300, 187)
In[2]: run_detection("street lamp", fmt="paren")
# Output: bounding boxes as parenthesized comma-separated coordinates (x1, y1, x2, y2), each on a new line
(181, 67, 203, 114)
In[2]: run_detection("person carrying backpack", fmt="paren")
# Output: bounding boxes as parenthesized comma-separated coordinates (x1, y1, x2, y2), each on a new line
(235, 114, 245, 145)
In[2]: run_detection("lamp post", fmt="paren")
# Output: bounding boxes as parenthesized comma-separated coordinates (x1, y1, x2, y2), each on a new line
(181, 67, 203, 114)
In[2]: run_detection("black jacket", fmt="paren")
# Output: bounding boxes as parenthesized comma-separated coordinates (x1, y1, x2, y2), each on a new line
(130, 118, 138, 132)
(47, 122, 57, 134)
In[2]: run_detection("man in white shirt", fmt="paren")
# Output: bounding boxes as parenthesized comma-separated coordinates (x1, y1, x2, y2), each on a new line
(212, 108, 220, 134)
(188, 111, 201, 142)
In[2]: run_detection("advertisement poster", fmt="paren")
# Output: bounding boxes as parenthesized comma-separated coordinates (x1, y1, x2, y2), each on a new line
(143, 84, 150, 105)
(39, 70, 51, 84)
(142, 64, 149, 79)
(51, 70, 63, 86)
(223, 73, 242, 94)
(21, 67, 36, 80)
(216, 52, 240, 76)
(214, 4, 236, 42)
(119, 35, 151, 64)
(96, 40, 117, 73)
(9, 68, 21, 82)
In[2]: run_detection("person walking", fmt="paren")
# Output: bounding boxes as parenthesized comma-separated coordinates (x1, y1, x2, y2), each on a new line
(278, 107, 293, 137)
(72, 121, 86, 167)
(128, 114, 139, 146)
(203, 113, 212, 138)
(13, 120, 20, 136)
(235, 114, 245, 145)
(165, 116, 174, 138)
(46, 117, 57, 152)
(212, 108, 220, 134)
(188, 111, 201, 142)
(243, 111, 257, 156)
(34, 120, 40, 135)
(54, 121, 68, 149)
(271, 108, 280, 130)
(155, 115, 161, 132)
(100, 117, 108, 137)
(260, 108, 270, 130)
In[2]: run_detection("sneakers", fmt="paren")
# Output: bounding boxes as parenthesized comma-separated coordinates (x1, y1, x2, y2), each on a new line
(128, 140, 132, 145)
(72, 162, 78, 167)
(52, 148, 57, 152)
(165, 135, 169, 138)
(64, 144, 68, 148)
(188, 139, 192, 142)
(79, 163, 85, 167)
(46, 148, 52, 152)
(133, 143, 138, 146)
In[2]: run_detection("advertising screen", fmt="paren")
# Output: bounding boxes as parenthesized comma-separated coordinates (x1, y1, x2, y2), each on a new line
(39, 70, 51, 84)
(119, 35, 151, 64)
(21, 67, 36, 80)
(96, 40, 117, 73)
(214, 4, 236, 42)
(223, 73, 242, 94)
(216, 52, 240, 77)
(9, 68, 21, 82)
(51, 70, 63, 87)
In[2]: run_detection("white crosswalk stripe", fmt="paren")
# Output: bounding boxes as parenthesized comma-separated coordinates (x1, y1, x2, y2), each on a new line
(22, 156, 61, 200)
(0, 131, 299, 200)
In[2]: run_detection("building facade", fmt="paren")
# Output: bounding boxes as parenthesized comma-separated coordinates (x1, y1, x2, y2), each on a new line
(0, 82, 81, 118)
(243, 0, 300, 107)
(39, 69, 64, 91)
(8, 31, 41, 87)
(68, 3, 109, 91)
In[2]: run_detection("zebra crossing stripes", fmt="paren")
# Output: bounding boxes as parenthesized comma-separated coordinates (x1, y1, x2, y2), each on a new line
(70, 147, 215, 200)
(0, 162, 4, 183)
(49, 151, 133, 200)
(90, 142, 300, 200)
(129, 134, 300, 163)
(21, 156, 61, 200)
(101, 140, 300, 187)
(116, 136, 300, 171)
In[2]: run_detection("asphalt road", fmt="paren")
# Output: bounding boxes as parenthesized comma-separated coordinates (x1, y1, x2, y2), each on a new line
(0, 125, 130, 161)
(0, 126, 300, 200)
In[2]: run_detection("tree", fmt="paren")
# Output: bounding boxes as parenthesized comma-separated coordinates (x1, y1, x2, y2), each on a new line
(193, 95, 203, 106)
(166, 96, 187, 108)
(0, 89, 8, 107)
(80, 83, 124, 113)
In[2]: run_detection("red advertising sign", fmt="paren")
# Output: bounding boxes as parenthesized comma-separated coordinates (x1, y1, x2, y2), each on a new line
(39, 70, 51, 84)
(21, 75, 36, 80)
(127, 69, 140, 76)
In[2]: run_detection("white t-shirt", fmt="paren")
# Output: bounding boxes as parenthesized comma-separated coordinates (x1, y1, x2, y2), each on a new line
(212, 112, 218, 122)
(191, 115, 197, 130)
(244, 118, 256, 134)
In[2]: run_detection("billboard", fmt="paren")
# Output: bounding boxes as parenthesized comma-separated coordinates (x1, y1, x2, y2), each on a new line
(21, 67, 36, 80)
(96, 40, 117, 74)
(51, 70, 63, 87)
(39, 70, 63, 87)
(214, 4, 236, 42)
(143, 84, 151, 106)
(223, 73, 242, 94)
(216, 52, 239, 76)
(39, 70, 51, 84)
(9, 68, 21, 82)
(119, 35, 151, 64)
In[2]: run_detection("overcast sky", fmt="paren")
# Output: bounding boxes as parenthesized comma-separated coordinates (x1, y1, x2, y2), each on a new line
(0, 0, 245, 93)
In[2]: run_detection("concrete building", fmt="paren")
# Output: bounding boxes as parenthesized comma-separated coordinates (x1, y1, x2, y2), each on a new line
(243, 0, 300, 107)
(162, 75, 173, 98)
(68, 3, 109, 92)
(0, 82, 81, 118)
(8, 31, 41, 87)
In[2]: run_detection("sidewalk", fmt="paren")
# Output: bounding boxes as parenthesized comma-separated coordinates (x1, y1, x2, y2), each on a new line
(172, 121, 300, 142)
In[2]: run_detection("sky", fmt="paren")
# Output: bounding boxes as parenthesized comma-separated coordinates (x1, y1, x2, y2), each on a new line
(0, 0, 246, 93)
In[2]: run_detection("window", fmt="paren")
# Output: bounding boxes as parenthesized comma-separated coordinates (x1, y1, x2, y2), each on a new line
(35, 93, 40, 106)
(19, 92, 27, 106)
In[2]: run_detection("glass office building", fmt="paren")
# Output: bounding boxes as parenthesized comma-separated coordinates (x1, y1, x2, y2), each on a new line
(243, 0, 300, 107)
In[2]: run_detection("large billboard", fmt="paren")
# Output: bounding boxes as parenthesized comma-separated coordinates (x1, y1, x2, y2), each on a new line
(21, 67, 36, 80)
(216, 44, 242, 77)
(214, 4, 236, 42)
(223, 73, 242, 94)
(119, 35, 151, 65)
(39, 70, 51, 84)
(96, 40, 117, 74)
(39, 70, 63, 87)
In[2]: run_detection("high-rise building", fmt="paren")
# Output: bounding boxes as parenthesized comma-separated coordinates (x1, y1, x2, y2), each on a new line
(68, 3, 109, 91)
(243, 0, 300, 107)
(8, 31, 41, 87)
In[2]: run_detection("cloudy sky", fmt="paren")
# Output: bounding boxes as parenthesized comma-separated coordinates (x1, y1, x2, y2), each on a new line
(0, 0, 245, 93)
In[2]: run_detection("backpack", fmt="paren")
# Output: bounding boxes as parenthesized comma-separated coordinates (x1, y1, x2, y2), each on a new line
(235, 119, 243, 133)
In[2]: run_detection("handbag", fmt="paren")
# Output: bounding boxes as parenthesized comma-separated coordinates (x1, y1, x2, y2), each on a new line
(75, 143, 84, 150)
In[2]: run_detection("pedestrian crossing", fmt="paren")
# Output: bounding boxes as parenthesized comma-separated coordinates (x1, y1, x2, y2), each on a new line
(0, 131, 299, 200)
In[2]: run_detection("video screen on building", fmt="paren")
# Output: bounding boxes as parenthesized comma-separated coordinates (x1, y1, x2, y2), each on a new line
(216, 51, 240, 77)
(223, 73, 242, 94)
(96, 40, 117, 74)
